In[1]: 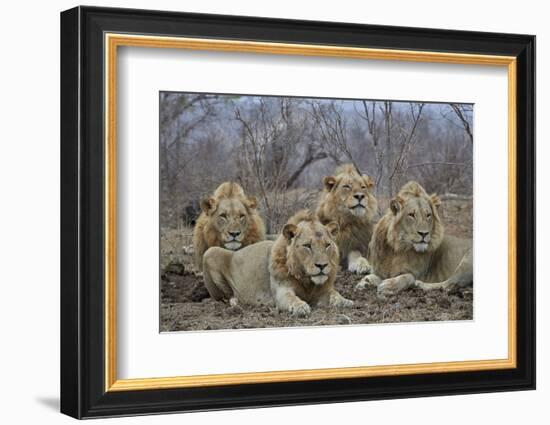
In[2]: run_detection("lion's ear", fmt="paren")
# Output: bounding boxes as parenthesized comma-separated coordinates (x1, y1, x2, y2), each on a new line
(362, 174, 375, 190)
(283, 224, 298, 241)
(430, 194, 441, 208)
(325, 221, 340, 239)
(200, 197, 217, 214)
(390, 196, 403, 215)
(323, 176, 337, 191)
(246, 196, 257, 210)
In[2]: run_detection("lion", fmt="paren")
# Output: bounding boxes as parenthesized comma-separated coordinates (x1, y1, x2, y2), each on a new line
(356, 181, 473, 298)
(201, 210, 353, 316)
(316, 164, 378, 274)
(192, 182, 266, 271)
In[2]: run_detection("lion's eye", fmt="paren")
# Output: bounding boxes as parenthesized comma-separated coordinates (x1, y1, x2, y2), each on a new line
(342, 185, 351, 190)
(408, 212, 416, 218)
(219, 213, 227, 219)
(303, 243, 312, 250)
(426, 212, 432, 218)
(325, 242, 331, 249)
(239, 214, 246, 219)
(361, 185, 366, 189)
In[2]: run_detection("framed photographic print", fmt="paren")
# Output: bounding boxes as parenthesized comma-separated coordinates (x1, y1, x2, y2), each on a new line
(60, 6, 536, 419)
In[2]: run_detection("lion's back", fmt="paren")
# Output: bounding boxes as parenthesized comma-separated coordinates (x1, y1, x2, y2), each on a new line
(230, 240, 274, 305)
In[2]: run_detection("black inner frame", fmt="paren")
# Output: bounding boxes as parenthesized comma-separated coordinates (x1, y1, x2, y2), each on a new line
(60, 6, 535, 419)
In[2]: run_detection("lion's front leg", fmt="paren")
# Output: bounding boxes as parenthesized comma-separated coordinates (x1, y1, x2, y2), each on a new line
(347, 250, 372, 274)
(355, 274, 382, 290)
(377, 273, 416, 299)
(202, 247, 235, 302)
(416, 276, 471, 294)
(416, 251, 473, 293)
(273, 285, 311, 317)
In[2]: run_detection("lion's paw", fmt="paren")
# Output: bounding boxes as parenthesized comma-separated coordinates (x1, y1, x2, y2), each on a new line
(331, 294, 354, 308)
(339, 297, 354, 308)
(348, 256, 372, 274)
(377, 277, 410, 300)
(442, 281, 459, 294)
(289, 300, 311, 317)
(355, 274, 382, 290)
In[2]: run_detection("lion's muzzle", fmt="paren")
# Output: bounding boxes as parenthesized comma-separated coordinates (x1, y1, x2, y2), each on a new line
(413, 231, 431, 252)
(349, 201, 367, 217)
(223, 230, 244, 250)
(224, 241, 242, 250)
(309, 262, 330, 285)
(310, 274, 329, 285)
(224, 232, 242, 250)
(413, 242, 429, 253)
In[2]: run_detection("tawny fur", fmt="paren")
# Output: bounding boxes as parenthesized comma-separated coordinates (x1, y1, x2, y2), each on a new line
(192, 182, 265, 271)
(316, 164, 378, 264)
(269, 210, 341, 305)
(201, 209, 353, 316)
(368, 181, 472, 284)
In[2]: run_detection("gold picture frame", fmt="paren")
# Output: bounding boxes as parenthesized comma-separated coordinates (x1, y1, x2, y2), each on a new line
(104, 33, 517, 392)
(61, 6, 534, 419)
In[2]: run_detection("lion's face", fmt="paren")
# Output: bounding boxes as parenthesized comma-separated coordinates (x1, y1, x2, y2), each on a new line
(389, 191, 442, 253)
(284, 220, 340, 285)
(201, 196, 256, 251)
(323, 169, 376, 219)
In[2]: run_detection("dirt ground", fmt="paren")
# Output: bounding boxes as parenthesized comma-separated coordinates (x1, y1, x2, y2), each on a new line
(160, 197, 473, 332)
(160, 270, 473, 332)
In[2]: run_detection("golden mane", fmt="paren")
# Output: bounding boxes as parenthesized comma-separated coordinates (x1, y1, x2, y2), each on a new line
(361, 180, 473, 296)
(213, 181, 246, 199)
(285, 208, 317, 226)
(369, 181, 444, 278)
(398, 180, 427, 198)
(316, 163, 377, 261)
(270, 209, 339, 283)
(333, 163, 360, 177)
(192, 181, 265, 270)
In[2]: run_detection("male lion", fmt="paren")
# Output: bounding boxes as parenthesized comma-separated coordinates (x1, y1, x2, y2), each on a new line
(356, 181, 472, 298)
(202, 210, 353, 316)
(192, 182, 266, 271)
(316, 164, 378, 274)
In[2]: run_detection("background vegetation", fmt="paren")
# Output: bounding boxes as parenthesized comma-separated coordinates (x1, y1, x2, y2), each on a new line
(160, 92, 473, 236)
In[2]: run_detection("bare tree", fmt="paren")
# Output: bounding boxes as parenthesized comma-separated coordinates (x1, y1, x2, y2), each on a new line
(308, 100, 360, 171)
(439, 103, 473, 144)
(387, 103, 425, 194)
(449, 104, 473, 144)
(233, 97, 322, 231)
(159, 93, 474, 231)
(355, 101, 425, 195)
(159, 93, 221, 226)
(355, 100, 384, 189)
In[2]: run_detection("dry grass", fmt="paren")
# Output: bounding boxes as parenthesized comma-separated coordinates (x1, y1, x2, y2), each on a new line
(160, 226, 194, 272)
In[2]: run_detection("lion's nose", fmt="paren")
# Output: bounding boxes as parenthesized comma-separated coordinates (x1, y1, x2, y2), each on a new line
(229, 231, 241, 238)
(315, 262, 328, 272)
(417, 231, 429, 239)
(353, 193, 365, 201)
